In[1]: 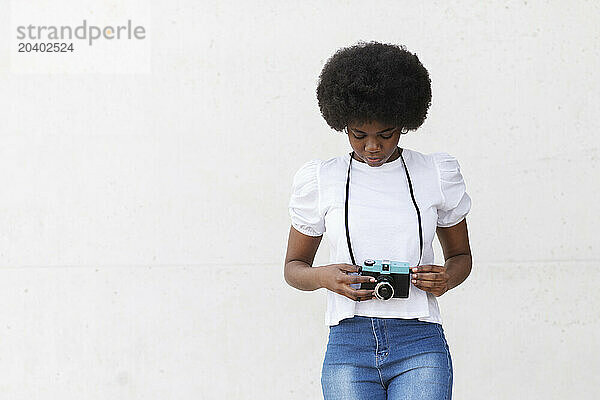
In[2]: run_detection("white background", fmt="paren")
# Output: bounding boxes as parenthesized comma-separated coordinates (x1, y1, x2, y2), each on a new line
(1, 0, 599, 398)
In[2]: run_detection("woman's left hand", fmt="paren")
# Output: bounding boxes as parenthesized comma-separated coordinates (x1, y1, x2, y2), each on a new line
(411, 265, 449, 297)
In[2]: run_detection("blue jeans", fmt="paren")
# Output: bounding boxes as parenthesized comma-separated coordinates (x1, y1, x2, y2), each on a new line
(321, 316, 453, 400)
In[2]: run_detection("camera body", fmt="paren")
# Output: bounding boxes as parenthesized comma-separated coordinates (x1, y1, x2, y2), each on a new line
(359, 259, 412, 300)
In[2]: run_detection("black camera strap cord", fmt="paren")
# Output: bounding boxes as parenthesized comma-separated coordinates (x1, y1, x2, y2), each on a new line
(345, 146, 424, 268)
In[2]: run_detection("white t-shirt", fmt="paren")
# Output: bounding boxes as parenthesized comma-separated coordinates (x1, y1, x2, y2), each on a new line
(288, 147, 472, 327)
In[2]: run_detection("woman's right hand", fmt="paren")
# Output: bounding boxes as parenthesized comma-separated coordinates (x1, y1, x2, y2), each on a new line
(316, 264, 377, 301)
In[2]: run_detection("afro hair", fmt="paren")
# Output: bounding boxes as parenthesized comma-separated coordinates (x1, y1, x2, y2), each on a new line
(316, 41, 432, 133)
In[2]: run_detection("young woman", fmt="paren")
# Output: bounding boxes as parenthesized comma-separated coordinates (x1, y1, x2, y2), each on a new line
(284, 41, 472, 400)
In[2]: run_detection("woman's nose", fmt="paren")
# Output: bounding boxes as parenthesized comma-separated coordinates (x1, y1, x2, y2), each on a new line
(365, 138, 381, 152)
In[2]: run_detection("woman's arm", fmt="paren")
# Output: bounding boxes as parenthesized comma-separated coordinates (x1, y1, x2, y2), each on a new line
(284, 226, 323, 291)
(436, 218, 472, 291)
(284, 226, 377, 300)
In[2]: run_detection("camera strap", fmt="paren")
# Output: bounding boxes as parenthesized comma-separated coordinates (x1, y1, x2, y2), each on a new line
(345, 146, 424, 268)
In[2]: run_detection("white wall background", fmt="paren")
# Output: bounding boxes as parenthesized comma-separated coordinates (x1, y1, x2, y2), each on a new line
(1, 0, 599, 398)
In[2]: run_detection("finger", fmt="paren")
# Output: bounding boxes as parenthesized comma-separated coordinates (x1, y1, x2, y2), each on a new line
(413, 264, 445, 273)
(351, 289, 376, 297)
(346, 275, 376, 284)
(414, 280, 437, 289)
(413, 272, 444, 281)
(346, 289, 375, 301)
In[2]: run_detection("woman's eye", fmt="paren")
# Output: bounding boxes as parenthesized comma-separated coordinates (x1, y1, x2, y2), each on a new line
(352, 133, 393, 139)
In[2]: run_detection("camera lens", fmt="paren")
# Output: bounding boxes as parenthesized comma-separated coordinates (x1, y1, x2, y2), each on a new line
(374, 278, 395, 300)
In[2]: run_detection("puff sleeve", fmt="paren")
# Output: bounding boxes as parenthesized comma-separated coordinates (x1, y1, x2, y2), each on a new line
(288, 159, 325, 236)
(433, 152, 472, 228)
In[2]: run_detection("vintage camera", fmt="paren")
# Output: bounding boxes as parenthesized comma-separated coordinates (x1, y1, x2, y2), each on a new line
(359, 259, 412, 300)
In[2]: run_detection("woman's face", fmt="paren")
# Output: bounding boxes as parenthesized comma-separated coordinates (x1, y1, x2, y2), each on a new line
(346, 120, 402, 167)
